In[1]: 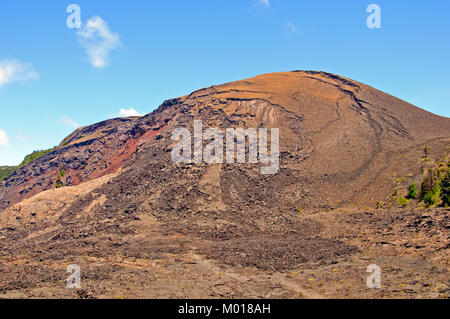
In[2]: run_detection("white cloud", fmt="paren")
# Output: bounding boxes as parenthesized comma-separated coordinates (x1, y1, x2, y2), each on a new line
(254, 0, 270, 8)
(285, 21, 296, 32)
(119, 108, 142, 117)
(60, 116, 81, 129)
(77, 16, 120, 68)
(0, 59, 39, 88)
(0, 129, 10, 148)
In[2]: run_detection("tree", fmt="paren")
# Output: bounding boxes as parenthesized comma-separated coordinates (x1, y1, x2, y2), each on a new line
(407, 183, 418, 199)
(441, 169, 450, 206)
(420, 169, 440, 207)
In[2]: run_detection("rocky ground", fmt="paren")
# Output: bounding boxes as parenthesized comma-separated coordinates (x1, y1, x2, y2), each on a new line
(0, 176, 447, 298)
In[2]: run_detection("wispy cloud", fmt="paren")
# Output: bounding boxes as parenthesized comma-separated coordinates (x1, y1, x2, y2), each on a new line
(0, 59, 39, 88)
(255, 0, 270, 8)
(60, 116, 81, 129)
(77, 16, 120, 68)
(285, 21, 296, 32)
(119, 108, 142, 117)
(0, 129, 10, 148)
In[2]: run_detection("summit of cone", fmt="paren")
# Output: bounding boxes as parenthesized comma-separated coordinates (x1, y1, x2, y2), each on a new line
(1, 70, 449, 211)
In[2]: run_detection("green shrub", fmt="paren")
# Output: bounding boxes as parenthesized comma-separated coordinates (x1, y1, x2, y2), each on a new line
(397, 196, 409, 207)
(421, 169, 437, 196)
(0, 147, 56, 181)
(18, 147, 56, 168)
(55, 180, 63, 188)
(59, 169, 65, 177)
(420, 169, 441, 207)
(422, 189, 440, 207)
(441, 169, 450, 206)
(0, 166, 17, 181)
(407, 183, 418, 199)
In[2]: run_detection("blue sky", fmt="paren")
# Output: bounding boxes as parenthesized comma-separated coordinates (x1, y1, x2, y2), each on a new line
(0, 0, 449, 165)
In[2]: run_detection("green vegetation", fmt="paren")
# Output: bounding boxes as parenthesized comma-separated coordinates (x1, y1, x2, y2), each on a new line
(59, 169, 65, 177)
(407, 183, 418, 199)
(397, 196, 409, 207)
(393, 153, 450, 208)
(0, 166, 17, 181)
(420, 168, 441, 207)
(440, 168, 450, 207)
(0, 147, 57, 181)
(18, 147, 56, 168)
(297, 207, 303, 214)
(421, 191, 439, 207)
(55, 180, 63, 188)
(416, 156, 449, 207)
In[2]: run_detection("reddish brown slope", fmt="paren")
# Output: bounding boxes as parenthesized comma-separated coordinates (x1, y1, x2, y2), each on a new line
(1, 70, 449, 212)
(0, 115, 168, 210)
